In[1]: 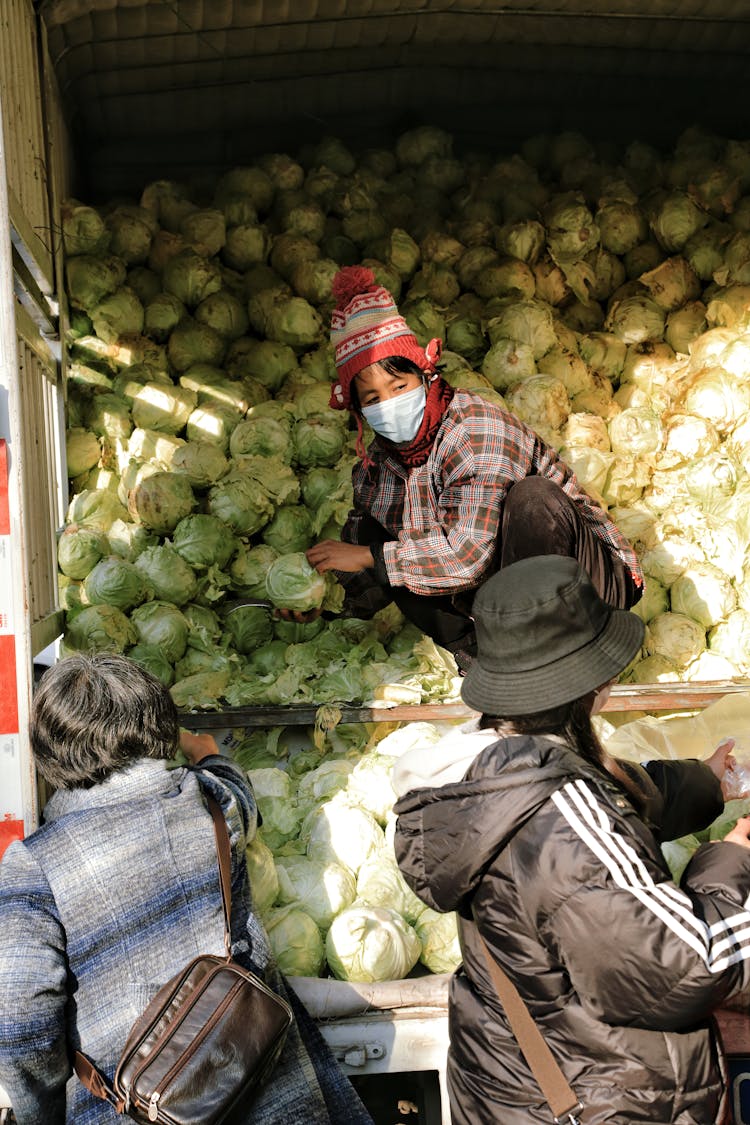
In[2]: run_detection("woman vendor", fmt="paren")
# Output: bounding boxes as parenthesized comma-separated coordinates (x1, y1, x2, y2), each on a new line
(305, 266, 643, 670)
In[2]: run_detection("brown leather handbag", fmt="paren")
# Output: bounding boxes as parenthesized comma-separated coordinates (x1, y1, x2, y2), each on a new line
(74, 794, 292, 1124)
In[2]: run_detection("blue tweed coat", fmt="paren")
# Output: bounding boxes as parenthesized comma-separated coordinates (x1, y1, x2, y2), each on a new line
(0, 755, 372, 1124)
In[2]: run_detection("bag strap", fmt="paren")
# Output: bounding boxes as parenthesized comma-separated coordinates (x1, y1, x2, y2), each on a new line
(477, 932, 583, 1125)
(205, 792, 233, 959)
(74, 790, 233, 1104)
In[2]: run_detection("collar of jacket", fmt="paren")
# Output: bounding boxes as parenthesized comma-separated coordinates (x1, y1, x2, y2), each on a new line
(392, 734, 650, 915)
(42, 758, 184, 824)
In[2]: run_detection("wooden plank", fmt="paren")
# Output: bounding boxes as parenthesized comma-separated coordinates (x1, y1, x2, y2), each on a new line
(177, 681, 750, 729)
(289, 974, 451, 1020)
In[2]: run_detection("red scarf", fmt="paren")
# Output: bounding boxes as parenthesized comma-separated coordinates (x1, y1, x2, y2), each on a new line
(375, 376, 455, 467)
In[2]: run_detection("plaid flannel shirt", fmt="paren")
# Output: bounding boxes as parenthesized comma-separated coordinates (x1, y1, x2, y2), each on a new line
(338, 390, 642, 612)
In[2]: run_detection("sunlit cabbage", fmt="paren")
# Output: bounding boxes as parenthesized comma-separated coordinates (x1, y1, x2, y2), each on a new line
(356, 857, 425, 924)
(264, 904, 325, 977)
(561, 412, 610, 451)
(84, 393, 133, 441)
(276, 855, 357, 930)
(302, 794, 385, 875)
(685, 651, 741, 682)
(131, 382, 196, 435)
(296, 759, 355, 809)
(709, 610, 750, 670)
(639, 532, 703, 587)
(681, 367, 750, 434)
(66, 428, 101, 478)
(415, 908, 462, 974)
(130, 600, 190, 663)
(245, 835, 280, 916)
(705, 285, 750, 331)
(128, 427, 186, 468)
(645, 611, 706, 668)
(608, 408, 663, 458)
(128, 471, 195, 534)
(67, 488, 129, 533)
(134, 544, 199, 605)
(57, 525, 109, 579)
(82, 556, 149, 612)
(624, 653, 679, 684)
(670, 563, 737, 629)
(326, 904, 421, 983)
(536, 347, 593, 398)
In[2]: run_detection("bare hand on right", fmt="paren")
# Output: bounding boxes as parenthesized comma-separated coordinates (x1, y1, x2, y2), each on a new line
(721, 816, 750, 850)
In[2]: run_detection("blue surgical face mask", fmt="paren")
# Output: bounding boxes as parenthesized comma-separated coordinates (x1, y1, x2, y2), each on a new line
(361, 384, 426, 443)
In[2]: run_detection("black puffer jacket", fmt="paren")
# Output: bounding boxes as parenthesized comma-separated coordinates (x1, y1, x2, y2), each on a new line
(393, 735, 750, 1124)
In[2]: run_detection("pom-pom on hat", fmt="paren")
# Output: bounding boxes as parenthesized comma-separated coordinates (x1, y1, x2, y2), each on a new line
(329, 266, 442, 411)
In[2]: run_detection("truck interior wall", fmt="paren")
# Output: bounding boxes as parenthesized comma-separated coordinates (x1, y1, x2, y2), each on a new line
(39, 1, 750, 201)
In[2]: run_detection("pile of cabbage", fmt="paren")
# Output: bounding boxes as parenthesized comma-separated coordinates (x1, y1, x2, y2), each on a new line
(230, 720, 464, 982)
(59, 121, 750, 700)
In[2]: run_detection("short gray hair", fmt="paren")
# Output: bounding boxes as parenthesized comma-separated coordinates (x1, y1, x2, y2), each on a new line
(31, 653, 180, 789)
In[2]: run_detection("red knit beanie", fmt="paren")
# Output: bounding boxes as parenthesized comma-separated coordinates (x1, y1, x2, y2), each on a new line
(329, 266, 442, 411)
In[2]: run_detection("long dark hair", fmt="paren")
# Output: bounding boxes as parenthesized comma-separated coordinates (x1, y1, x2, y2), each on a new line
(479, 695, 648, 815)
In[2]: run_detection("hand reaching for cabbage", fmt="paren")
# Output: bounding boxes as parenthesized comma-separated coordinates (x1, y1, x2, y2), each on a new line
(306, 540, 374, 574)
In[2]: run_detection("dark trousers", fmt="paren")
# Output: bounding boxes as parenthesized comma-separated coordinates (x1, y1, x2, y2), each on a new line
(373, 477, 640, 653)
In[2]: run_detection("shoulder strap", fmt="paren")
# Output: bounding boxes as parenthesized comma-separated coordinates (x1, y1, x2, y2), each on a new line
(205, 791, 233, 958)
(74, 789, 234, 1101)
(477, 932, 582, 1125)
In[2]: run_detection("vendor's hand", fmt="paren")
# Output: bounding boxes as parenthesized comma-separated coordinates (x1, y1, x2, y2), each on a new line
(275, 607, 322, 624)
(180, 730, 221, 764)
(306, 540, 374, 574)
(721, 815, 750, 850)
(706, 738, 738, 799)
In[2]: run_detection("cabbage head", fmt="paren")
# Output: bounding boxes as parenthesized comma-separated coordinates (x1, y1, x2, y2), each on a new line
(264, 904, 325, 976)
(170, 441, 229, 489)
(162, 249, 223, 308)
(207, 469, 275, 536)
(65, 604, 136, 654)
(134, 544, 199, 605)
(356, 857, 425, 924)
(82, 556, 150, 612)
(170, 669, 230, 710)
(505, 375, 571, 433)
(171, 513, 237, 571)
(293, 415, 346, 469)
(128, 471, 195, 534)
(265, 552, 343, 613)
(670, 564, 737, 629)
(709, 610, 750, 671)
(223, 604, 274, 655)
(127, 643, 174, 687)
(346, 754, 397, 826)
(276, 855, 357, 930)
(131, 382, 197, 435)
(481, 338, 536, 390)
(262, 507, 314, 555)
(415, 907, 463, 974)
(130, 601, 190, 663)
(66, 428, 101, 478)
(67, 489, 129, 533)
(58, 525, 109, 579)
(246, 835, 280, 915)
(302, 794, 384, 875)
(325, 904, 421, 983)
(229, 543, 279, 598)
(645, 611, 706, 669)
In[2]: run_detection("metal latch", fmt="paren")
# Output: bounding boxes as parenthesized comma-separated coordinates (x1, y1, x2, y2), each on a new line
(334, 1043, 387, 1067)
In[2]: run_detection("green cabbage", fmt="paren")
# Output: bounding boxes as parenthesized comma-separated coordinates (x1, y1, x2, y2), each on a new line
(325, 904, 421, 983)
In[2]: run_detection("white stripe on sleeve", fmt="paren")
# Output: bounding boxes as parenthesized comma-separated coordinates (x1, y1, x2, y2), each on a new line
(552, 781, 750, 974)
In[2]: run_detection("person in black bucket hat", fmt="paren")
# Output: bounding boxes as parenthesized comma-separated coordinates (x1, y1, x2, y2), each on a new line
(392, 555, 750, 1125)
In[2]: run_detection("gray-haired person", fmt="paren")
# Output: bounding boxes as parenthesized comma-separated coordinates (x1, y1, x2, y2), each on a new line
(393, 554, 750, 1124)
(0, 653, 372, 1125)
